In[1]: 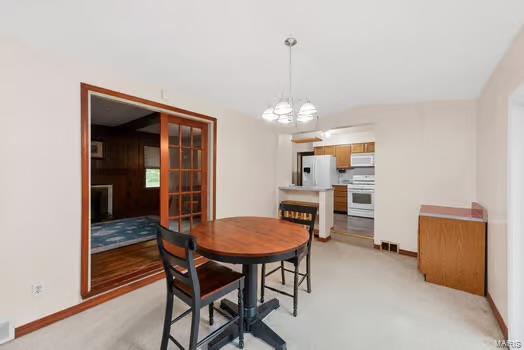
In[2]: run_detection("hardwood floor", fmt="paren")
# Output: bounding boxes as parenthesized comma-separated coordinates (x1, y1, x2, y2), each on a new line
(333, 213, 374, 238)
(91, 240, 162, 293)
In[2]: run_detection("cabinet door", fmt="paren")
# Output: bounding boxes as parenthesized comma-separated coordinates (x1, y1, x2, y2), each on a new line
(365, 142, 375, 153)
(333, 186, 348, 212)
(314, 147, 324, 155)
(323, 145, 336, 156)
(351, 143, 365, 153)
(335, 145, 350, 168)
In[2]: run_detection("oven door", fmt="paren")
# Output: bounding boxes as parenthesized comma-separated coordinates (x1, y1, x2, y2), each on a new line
(349, 189, 374, 210)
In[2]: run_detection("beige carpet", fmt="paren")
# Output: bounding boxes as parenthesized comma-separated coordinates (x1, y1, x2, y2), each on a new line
(2, 240, 502, 350)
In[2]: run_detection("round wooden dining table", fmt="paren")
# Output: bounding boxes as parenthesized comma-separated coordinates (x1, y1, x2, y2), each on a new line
(191, 216, 309, 350)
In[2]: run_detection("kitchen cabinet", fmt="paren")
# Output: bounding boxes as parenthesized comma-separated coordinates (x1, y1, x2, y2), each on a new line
(314, 146, 335, 156)
(351, 142, 375, 154)
(335, 145, 351, 169)
(323, 146, 336, 156)
(316, 142, 373, 168)
(350, 143, 365, 153)
(333, 185, 347, 213)
(418, 205, 487, 296)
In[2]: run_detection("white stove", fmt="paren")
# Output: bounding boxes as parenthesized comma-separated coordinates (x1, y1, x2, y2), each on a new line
(347, 175, 375, 218)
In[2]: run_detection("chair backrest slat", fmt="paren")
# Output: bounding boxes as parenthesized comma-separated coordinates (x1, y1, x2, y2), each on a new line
(279, 203, 317, 246)
(156, 224, 200, 297)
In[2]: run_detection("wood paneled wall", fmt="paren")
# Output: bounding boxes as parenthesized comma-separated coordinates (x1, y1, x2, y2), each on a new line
(91, 124, 160, 220)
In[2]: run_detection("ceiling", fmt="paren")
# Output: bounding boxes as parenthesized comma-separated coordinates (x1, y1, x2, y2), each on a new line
(91, 95, 154, 127)
(2, 1, 524, 118)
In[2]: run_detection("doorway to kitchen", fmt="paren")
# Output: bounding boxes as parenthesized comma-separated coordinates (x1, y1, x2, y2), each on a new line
(292, 125, 375, 247)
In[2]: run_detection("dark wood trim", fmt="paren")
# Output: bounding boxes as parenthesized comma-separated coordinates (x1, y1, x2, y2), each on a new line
(16, 272, 165, 339)
(399, 249, 418, 258)
(81, 83, 218, 298)
(213, 121, 217, 220)
(81, 83, 216, 122)
(160, 114, 169, 228)
(487, 291, 508, 339)
(80, 85, 90, 298)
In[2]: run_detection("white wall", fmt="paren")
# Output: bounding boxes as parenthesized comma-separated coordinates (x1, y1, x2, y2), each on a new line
(508, 97, 524, 342)
(278, 101, 477, 252)
(477, 26, 524, 329)
(0, 40, 278, 327)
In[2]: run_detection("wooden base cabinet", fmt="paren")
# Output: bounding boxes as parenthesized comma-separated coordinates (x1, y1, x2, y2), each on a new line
(333, 185, 347, 213)
(418, 210, 487, 296)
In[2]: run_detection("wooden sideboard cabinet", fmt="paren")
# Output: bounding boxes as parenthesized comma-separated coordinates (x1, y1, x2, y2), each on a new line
(418, 204, 487, 296)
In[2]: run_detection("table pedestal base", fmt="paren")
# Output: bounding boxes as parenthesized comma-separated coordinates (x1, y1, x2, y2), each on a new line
(208, 298, 286, 350)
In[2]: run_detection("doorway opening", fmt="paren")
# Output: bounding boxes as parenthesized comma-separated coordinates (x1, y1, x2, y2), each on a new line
(81, 84, 216, 298)
(508, 84, 524, 342)
(292, 125, 375, 247)
(89, 96, 162, 293)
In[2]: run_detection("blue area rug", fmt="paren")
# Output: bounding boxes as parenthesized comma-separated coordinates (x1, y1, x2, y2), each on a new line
(91, 216, 159, 254)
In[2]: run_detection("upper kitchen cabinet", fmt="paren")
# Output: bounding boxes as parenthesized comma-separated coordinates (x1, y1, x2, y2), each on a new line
(315, 145, 336, 156)
(316, 142, 373, 168)
(351, 142, 375, 154)
(323, 145, 336, 156)
(335, 145, 351, 168)
(351, 143, 365, 153)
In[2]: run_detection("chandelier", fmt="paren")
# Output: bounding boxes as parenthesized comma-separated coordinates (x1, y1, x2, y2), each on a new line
(262, 37, 318, 125)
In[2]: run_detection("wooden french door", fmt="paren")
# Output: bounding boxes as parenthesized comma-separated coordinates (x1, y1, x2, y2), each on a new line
(160, 113, 208, 232)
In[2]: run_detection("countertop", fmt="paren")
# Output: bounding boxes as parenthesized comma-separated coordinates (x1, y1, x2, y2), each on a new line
(278, 185, 333, 192)
(419, 204, 487, 222)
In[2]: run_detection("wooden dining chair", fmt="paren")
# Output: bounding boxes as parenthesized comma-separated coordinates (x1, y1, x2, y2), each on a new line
(260, 202, 317, 317)
(157, 225, 245, 350)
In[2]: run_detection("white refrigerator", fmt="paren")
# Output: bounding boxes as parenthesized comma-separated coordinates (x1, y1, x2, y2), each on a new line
(302, 155, 337, 187)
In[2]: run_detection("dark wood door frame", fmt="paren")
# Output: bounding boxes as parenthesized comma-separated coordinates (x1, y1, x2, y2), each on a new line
(81, 83, 217, 298)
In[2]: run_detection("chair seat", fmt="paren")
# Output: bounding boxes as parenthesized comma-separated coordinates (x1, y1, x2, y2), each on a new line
(173, 261, 243, 299)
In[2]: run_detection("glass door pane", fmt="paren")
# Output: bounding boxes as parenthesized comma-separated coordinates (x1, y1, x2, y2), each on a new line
(161, 114, 208, 234)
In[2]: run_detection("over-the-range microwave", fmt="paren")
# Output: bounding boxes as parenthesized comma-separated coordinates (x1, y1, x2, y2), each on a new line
(351, 153, 375, 167)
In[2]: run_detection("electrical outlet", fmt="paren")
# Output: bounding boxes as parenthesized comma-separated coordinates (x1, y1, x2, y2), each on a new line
(32, 283, 44, 296)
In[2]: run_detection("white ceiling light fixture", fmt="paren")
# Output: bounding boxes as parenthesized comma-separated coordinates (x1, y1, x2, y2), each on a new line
(261, 37, 318, 125)
(262, 107, 278, 121)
